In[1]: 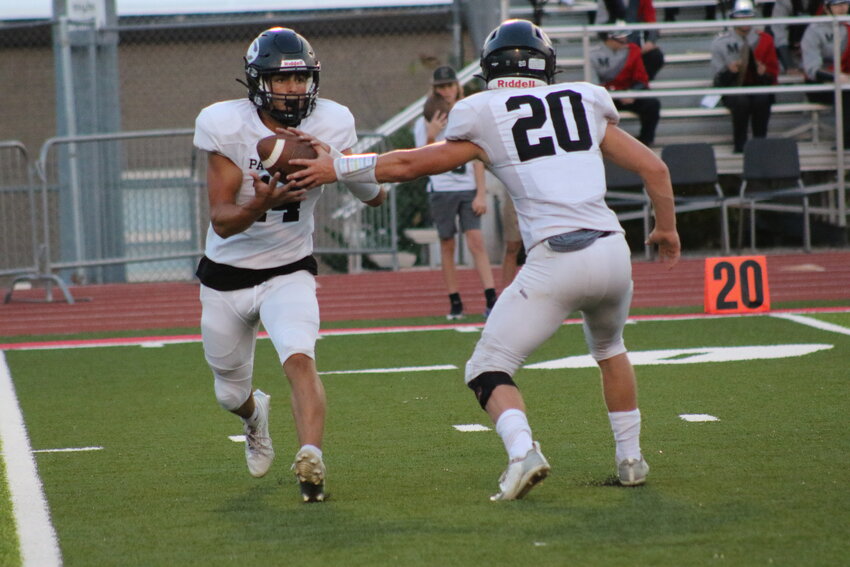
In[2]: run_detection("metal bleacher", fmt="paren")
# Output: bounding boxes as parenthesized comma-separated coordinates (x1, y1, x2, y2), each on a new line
(507, 0, 849, 175)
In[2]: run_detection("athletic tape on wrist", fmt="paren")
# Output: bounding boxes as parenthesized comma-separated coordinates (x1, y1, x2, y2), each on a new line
(328, 147, 379, 201)
(334, 154, 378, 184)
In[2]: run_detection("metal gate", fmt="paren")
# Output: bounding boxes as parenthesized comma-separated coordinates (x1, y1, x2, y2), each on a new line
(34, 129, 205, 287)
(0, 141, 49, 299)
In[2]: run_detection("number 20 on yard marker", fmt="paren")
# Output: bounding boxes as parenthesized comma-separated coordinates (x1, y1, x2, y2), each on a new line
(704, 256, 771, 314)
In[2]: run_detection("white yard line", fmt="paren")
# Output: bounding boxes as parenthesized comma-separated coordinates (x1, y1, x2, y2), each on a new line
(33, 447, 103, 454)
(319, 364, 457, 375)
(0, 352, 62, 567)
(770, 313, 850, 336)
(1, 307, 849, 352)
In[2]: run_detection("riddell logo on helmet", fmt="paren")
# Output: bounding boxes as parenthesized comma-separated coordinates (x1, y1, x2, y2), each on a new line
(495, 78, 539, 88)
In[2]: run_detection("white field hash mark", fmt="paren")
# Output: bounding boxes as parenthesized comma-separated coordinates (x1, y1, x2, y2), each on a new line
(680, 414, 720, 422)
(0, 352, 62, 567)
(453, 424, 492, 432)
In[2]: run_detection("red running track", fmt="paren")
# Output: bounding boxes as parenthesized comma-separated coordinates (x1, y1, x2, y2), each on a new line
(1, 250, 848, 337)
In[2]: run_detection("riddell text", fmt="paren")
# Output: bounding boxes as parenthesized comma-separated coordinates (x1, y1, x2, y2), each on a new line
(495, 78, 538, 88)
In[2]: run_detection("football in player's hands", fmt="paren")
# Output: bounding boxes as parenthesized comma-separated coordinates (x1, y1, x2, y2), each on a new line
(256, 131, 318, 177)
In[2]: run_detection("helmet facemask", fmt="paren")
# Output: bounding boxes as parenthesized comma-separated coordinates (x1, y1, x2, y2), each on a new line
(247, 69, 319, 126)
(242, 27, 321, 127)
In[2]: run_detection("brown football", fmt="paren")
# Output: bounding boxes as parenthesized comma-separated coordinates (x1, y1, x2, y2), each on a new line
(256, 131, 318, 177)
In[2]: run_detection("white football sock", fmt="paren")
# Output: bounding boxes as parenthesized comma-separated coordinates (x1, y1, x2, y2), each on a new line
(608, 409, 642, 462)
(496, 408, 534, 462)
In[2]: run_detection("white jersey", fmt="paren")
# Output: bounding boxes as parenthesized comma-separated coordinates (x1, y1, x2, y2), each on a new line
(444, 81, 624, 250)
(413, 116, 477, 192)
(194, 98, 357, 269)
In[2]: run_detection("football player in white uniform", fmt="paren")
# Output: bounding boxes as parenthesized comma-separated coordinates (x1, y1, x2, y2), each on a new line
(193, 27, 385, 503)
(289, 19, 680, 500)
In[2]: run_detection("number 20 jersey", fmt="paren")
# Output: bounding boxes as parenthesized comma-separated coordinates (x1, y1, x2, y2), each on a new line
(444, 82, 624, 250)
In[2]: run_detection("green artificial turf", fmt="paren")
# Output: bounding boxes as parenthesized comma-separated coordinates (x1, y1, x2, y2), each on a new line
(1, 311, 849, 566)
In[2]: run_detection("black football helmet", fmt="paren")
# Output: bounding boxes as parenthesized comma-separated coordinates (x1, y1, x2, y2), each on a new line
(243, 27, 320, 126)
(479, 19, 556, 87)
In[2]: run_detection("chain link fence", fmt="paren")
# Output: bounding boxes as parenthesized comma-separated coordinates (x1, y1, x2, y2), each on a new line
(0, 6, 482, 148)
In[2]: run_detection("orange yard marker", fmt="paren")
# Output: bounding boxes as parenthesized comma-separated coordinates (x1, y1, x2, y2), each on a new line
(704, 256, 771, 314)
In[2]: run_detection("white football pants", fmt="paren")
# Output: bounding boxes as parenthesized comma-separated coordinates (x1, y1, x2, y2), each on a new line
(200, 270, 319, 410)
(465, 232, 632, 383)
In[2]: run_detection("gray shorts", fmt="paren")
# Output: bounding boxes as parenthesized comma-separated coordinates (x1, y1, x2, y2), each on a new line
(428, 190, 481, 239)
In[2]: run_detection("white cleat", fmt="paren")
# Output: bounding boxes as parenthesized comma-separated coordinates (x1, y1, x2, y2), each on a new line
(490, 441, 551, 501)
(618, 456, 649, 486)
(293, 447, 327, 503)
(244, 390, 274, 478)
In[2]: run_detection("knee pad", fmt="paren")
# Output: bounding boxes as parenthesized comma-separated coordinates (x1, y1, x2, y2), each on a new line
(211, 365, 253, 411)
(467, 371, 517, 410)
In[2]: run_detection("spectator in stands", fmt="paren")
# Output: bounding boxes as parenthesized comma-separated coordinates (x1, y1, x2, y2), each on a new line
(710, 0, 779, 153)
(770, 0, 823, 73)
(591, 26, 661, 145)
(413, 66, 497, 319)
(596, 0, 665, 79)
(800, 0, 850, 145)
